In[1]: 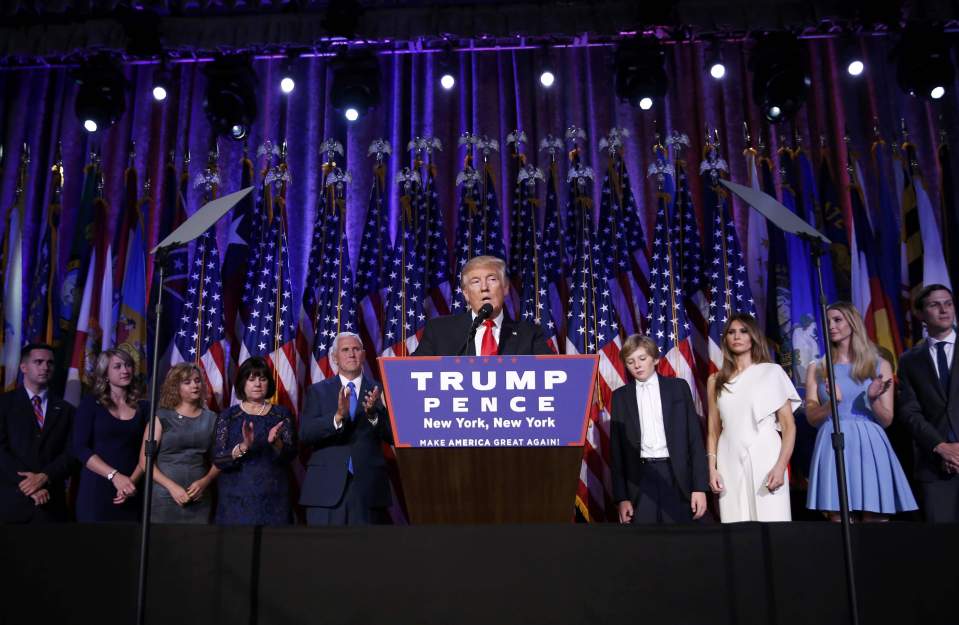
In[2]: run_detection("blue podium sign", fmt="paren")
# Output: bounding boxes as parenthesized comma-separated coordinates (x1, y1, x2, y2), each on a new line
(379, 355, 599, 448)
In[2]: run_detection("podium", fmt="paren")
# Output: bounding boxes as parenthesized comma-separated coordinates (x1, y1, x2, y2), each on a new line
(378, 355, 599, 524)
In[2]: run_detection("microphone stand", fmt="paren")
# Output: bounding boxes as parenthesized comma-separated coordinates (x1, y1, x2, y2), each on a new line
(801, 233, 860, 625)
(136, 244, 174, 625)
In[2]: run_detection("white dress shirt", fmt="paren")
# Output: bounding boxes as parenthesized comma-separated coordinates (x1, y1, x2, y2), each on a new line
(634, 374, 669, 458)
(928, 329, 956, 371)
(473, 309, 504, 356)
(333, 373, 377, 429)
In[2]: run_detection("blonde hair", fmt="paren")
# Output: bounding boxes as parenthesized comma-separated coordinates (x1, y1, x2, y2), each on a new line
(713, 313, 771, 399)
(819, 301, 878, 384)
(459, 255, 507, 289)
(620, 334, 660, 364)
(159, 363, 207, 410)
(92, 348, 146, 408)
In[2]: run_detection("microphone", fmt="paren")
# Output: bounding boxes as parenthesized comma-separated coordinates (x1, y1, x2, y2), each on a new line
(458, 303, 495, 355)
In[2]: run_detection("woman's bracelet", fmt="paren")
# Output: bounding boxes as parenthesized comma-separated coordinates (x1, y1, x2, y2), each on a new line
(706, 452, 717, 458)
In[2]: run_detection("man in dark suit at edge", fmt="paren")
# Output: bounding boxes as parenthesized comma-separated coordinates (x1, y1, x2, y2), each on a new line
(412, 255, 553, 357)
(299, 332, 393, 526)
(0, 343, 78, 523)
(897, 283, 959, 522)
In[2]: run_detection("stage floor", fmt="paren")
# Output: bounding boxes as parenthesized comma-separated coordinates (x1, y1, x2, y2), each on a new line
(1, 522, 955, 625)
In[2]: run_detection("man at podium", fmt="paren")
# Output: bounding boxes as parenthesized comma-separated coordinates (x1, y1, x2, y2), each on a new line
(413, 255, 553, 357)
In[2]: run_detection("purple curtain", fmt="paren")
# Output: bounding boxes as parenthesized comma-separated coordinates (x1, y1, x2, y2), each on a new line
(1, 37, 956, 329)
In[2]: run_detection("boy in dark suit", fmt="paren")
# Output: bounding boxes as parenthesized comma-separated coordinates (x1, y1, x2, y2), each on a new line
(0, 343, 78, 523)
(610, 335, 708, 524)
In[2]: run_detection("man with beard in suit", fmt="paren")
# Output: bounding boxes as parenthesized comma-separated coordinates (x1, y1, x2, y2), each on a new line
(412, 255, 553, 357)
(897, 284, 959, 522)
(0, 343, 78, 522)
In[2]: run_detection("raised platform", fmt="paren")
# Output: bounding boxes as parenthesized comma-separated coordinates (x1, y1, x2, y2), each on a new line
(1, 522, 955, 625)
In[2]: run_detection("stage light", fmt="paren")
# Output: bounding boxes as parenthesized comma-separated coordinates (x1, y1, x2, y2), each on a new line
(73, 56, 130, 133)
(152, 62, 172, 102)
(331, 49, 381, 121)
(280, 76, 295, 94)
(203, 56, 258, 141)
(749, 32, 809, 124)
(614, 38, 668, 109)
(438, 48, 457, 90)
(540, 70, 555, 87)
(440, 73, 456, 90)
(847, 59, 864, 76)
(895, 24, 955, 101)
(706, 39, 726, 80)
(279, 56, 296, 94)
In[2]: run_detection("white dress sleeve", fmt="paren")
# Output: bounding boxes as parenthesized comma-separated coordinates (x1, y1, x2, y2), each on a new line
(748, 363, 801, 430)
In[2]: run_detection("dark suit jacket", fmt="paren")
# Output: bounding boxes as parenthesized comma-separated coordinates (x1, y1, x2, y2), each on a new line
(0, 388, 78, 522)
(609, 376, 708, 504)
(298, 375, 394, 508)
(896, 337, 959, 482)
(412, 311, 553, 356)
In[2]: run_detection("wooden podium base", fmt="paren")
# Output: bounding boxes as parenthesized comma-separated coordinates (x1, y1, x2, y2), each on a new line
(394, 446, 584, 523)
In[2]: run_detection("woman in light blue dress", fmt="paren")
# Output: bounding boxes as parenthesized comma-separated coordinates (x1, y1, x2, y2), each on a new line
(805, 302, 917, 520)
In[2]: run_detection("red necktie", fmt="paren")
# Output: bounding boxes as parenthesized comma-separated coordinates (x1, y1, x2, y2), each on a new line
(480, 319, 498, 356)
(32, 395, 44, 429)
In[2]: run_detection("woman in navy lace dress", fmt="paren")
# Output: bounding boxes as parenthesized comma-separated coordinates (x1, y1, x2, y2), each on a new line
(213, 357, 296, 525)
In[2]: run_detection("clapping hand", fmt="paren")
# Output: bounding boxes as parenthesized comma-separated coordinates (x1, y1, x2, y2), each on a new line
(361, 387, 381, 414)
(866, 376, 893, 401)
(241, 420, 255, 450)
(268, 421, 285, 450)
(335, 387, 351, 424)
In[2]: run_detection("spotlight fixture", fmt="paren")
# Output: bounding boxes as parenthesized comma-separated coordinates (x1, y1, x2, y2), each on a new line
(73, 56, 130, 133)
(203, 56, 258, 141)
(539, 69, 556, 87)
(895, 23, 955, 101)
(279, 56, 296, 94)
(331, 49, 381, 121)
(152, 62, 172, 101)
(840, 36, 865, 77)
(749, 32, 810, 124)
(705, 39, 726, 80)
(614, 38, 668, 109)
(438, 48, 456, 90)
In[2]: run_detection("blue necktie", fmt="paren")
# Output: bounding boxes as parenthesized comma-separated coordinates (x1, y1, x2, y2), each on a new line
(346, 381, 357, 474)
(936, 341, 951, 398)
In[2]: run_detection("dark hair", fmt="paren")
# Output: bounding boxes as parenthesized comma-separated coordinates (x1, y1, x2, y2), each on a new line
(713, 313, 771, 400)
(20, 343, 55, 363)
(234, 357, 276, 401)
(913, 283, 953, 313)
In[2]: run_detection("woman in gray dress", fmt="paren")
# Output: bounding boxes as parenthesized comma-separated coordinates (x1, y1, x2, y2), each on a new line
(139, 363, 220, 523)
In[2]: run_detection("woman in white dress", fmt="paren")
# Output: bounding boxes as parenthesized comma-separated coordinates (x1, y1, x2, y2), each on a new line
(706, 313, 801, 522)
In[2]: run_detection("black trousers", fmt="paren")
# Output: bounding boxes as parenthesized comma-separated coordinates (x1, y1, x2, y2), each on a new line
(304, 475, 387, 527)
(631, 460, 693, 524)
(920, 475, 959, 522)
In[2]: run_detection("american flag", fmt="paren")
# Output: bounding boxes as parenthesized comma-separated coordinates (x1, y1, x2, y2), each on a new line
(239, 175, 299, 414)
(670, 133, 709, 407)
(172, 230, 227, 410)
(702, 140, 756, 374)
(381, 167, 428, 356)
(410, 138, 452, 317)
(645, 142, 701, 415)
(513, 157, 558, 351)
(539, 137, 569, 349)
(223, 149, 265, 400)
(597, 128, 649, 337)
(356, 140, 394, 369)
(564, 154, 626, 523)
(453, 134, 506, 305)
